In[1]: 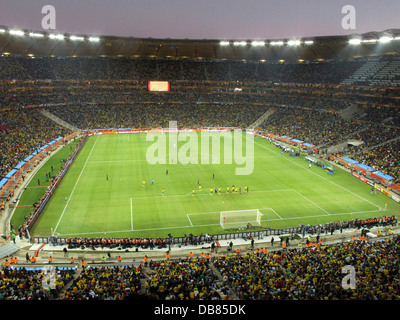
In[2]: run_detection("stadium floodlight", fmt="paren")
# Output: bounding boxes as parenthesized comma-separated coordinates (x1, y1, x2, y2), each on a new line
(49, 34, 65, 40)
(220, 41, 230, 46)
(233, 41, 247, 46)
(362, 39, 378, 44)
(395, 36, 400, 41)
(287, 40, 301, 46)
(269, 41, 284, 46)
(88, 36, 100, 42)
(29, 32, 44, 38)
(0, 29, 6, 33)
(304, 40, 314, 45)
(349, 38, 361, 45)
(9, 30, 24, 36)
(379, 36, 393, 43)
(251, 41, 265, 46)
(70, 35, 84, 41)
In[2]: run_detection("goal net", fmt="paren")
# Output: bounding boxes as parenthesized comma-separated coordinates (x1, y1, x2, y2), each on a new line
(220, 209, 263, 229)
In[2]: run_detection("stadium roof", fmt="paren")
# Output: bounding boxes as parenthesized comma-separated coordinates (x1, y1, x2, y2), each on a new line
(1, 25, 400, 62)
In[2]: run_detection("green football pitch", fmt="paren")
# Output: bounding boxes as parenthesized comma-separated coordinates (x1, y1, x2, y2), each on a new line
(30, 132, 398, 239)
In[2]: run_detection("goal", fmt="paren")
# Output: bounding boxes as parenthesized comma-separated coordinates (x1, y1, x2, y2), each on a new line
(220, 209, 263, 229)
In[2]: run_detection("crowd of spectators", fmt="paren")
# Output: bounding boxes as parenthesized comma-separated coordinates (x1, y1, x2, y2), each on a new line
(46, 102, 271, 130)
(0, 55, 366, 83)
(260, 106, 365, 147)
(213, 234, 400, 300)
(0, 107, 70, 180)
(59, 265, 143, 300)
(304, 216, 398, 235)
(349, 139, 400, 184)
(353, 105, 400, 127)
(65, 237, 168, 250)
(347, 124, 398, 150)
(1, 229, 399, 300)
(0, 266, 76, 300)
(145, 258, 231, 300)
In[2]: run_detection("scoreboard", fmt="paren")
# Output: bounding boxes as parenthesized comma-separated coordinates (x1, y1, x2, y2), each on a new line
(148, 81, 170, 92)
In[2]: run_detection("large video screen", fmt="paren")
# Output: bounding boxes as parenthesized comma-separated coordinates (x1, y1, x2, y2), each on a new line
(148, 81, 170, 92)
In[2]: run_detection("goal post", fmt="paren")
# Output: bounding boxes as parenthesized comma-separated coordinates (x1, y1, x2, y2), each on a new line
(220, 209, 263, 230)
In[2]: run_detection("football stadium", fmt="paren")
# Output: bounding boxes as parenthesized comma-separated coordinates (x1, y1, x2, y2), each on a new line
(0, 22, 399, 304)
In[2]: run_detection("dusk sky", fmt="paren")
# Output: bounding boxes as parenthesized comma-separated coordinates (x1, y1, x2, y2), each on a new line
(0, 0, 399, 39)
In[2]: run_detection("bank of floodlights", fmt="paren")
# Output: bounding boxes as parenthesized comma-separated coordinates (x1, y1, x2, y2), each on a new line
(29, 32, 45, 38)
(379, 36, 394, 43)
(9, 29, 24, 36)
(349, 35, 397, 45)
(49, 33, 65, 40)
(0, 26, 103, 43)
(233, 41, 247, 46)
(251, 41, 265, 46)
(70, 35, 85, 41)
(349, 38, 362, 45)
(269, 41, 284, 46)
(287, 40, 301, 46)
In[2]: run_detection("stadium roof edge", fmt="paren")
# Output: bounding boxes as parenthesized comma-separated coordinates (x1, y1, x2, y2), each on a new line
(1, 25, 399, 62)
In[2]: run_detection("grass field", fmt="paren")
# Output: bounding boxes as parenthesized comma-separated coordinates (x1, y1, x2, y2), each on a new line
(12, 140, 79, 229)
(29, 132, 399, 239)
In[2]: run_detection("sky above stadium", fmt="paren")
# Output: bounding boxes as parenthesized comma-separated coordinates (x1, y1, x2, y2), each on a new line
(1, 0, 399, 39)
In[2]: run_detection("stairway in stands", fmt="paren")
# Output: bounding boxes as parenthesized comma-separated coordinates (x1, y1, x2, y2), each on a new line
(247, 108, 276, 130)
(40, 109, 81, 133)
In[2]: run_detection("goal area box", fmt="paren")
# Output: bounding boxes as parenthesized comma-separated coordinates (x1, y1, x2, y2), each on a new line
(220, 209, 263, 229)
